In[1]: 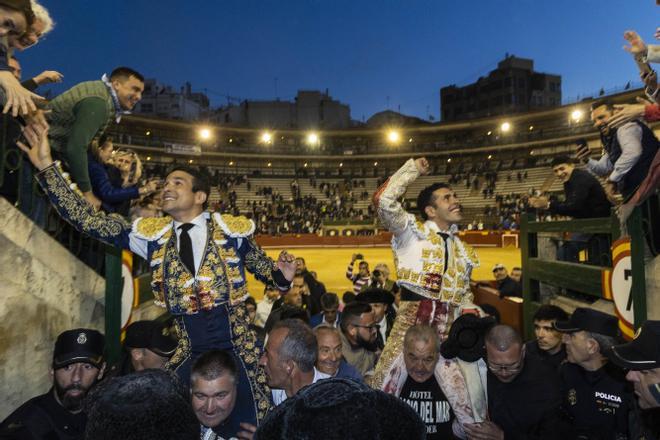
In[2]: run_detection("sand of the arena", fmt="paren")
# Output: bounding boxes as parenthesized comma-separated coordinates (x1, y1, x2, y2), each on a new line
(246, 246, 521, 300)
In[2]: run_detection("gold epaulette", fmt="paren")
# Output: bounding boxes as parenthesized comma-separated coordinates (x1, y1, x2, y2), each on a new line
(213, 212, 255, 238)
(131, 216, 174, 240)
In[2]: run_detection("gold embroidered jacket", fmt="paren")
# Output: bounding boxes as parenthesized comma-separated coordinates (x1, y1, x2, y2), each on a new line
(36, 162, 290, 315)
(374, 159, 479, 303)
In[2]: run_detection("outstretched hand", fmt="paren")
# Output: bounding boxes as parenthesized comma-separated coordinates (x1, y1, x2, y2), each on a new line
(623, 30, 647, 56)
(277, 250, 297, 281)
(16, 114, 53, 171)
(607, 97, 652, 129)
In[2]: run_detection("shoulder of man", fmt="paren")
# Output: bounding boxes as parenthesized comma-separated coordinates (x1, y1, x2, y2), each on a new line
(131, 216, 174, 240)
(0, 393, 57, 436)
(212, 213, 255, 238)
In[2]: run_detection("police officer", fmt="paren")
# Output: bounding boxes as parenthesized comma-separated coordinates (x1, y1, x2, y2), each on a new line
(554, 308, 633, 439)
(605, 320, 660, 439)
(0, 328, 106, 440)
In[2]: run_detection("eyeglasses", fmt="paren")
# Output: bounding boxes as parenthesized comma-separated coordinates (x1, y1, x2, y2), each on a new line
(352, 324, 380, 331)
(487, 357, 523, 373)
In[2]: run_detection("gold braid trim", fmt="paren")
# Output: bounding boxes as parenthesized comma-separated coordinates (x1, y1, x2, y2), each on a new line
(229, 302, 272, 421)
(166, 318, 191, 372)
(369, 301, 420, 389)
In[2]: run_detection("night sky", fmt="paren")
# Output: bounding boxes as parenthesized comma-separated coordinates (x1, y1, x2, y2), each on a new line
(19, 0, 659, 121)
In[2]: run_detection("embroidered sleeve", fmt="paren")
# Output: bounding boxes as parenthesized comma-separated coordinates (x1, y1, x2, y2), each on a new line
(240, 236, 290, 291)
(36, 162, 131, 249)
(374, 159, 419, 235)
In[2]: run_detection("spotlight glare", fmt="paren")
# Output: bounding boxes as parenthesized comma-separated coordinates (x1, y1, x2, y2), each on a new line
(387, 130, 400, 144)
(571, 109, 583, 122)
(488, 155, 492, 160)
(447, 158, 452, 163)
(198, 128, 211, 140)
(189, 159, 193, 164)
(146, 156, 151, 161)
(229, 161, 234, 166)
(267, 162, 272, 167)
(261, 132, 273, 143)
(306, 132, 319, 145)
(500, 122, 511, 132)
(304, 163, 308, 168)
(529, 125, 534, 131)
(374, 161, 378, 166)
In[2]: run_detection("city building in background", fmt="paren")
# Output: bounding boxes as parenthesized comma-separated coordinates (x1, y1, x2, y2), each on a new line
(134, 80, 211, 120)
(440, 55, 562, 122)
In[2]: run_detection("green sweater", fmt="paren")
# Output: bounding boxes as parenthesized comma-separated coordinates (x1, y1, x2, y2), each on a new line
(47, 80, 115, 192)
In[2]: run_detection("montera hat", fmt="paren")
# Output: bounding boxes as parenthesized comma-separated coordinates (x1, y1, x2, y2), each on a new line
(440, 313, 496, 362)
(356, 288, 395, 305)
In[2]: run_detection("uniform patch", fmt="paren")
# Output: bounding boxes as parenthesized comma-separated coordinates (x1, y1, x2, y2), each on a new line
(568, 388, 577, 405)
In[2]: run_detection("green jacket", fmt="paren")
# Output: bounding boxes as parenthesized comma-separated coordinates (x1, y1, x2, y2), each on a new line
(47, 80, 115, 192)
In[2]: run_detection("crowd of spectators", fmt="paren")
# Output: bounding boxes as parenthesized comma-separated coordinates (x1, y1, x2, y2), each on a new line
(1, 4, 660, 438)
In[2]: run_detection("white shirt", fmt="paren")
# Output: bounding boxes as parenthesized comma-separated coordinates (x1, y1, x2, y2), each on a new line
(255, 297, 276, 328)
(172, 212, 209, 274)
(377, 315, 387, 343)
(271, 368, 331, 405)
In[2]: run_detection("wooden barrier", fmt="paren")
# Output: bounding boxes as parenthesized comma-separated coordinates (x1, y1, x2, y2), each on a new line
(472, 282, 524, 335)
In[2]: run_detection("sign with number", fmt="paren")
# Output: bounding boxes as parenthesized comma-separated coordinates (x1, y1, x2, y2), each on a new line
(602, 238, 634, 339)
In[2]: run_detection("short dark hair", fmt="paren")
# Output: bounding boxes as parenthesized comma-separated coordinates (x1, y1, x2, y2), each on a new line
(342, 291, 356, 304)
(244, 296, 257, 309)
(417, 182, 451, 220)
(271, 319, 317, 372)
(320, 293, 339, 311)
(98, 134, 113, 146)
(532, 304, 568, 323)
(110, 66, 145, 83)
(167, 166, 211, 209)
(511, 267, 521, 272)
(590, 98, 613, 112)
(191, 350, 237, 382)
(340, 302, 372, 334)
(550, 155, 573, 168)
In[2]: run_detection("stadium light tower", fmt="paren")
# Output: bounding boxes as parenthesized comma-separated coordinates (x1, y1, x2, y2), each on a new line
(198, 127, 212, 140)
(500, 122, 511, 133)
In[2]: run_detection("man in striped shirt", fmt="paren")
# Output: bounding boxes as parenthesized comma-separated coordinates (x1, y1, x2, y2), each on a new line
(346, 254, 371, 294)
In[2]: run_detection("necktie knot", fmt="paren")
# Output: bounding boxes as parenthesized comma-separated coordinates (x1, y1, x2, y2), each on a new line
(179, 223, 194, 233)
(438, 232, 449, 241)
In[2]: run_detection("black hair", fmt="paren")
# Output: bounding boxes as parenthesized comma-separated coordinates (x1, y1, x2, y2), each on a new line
(320, 293, 339, 310)
(590, 98, 613, 112)
(110, 66, 145, 83)
(416, 182, 451, 220)
(550, 155, 573, 168)
(191, 349, 237, 382)
(340, 302, 372, 333)
(244, 296, 257, 309)
(166, 166, 211, 210)
(533, 304, 569, 323)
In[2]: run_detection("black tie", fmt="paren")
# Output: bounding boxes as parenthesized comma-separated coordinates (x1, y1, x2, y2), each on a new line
(438, 232, 449, 274)
(178, 223, 195, 274)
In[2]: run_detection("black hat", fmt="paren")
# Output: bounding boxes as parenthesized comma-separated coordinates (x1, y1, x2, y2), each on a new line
(356, 288, 395, 305)
(124, 321, 177, 357)
(53, 328, 105, 369)
(440, 314, 496, 362)
(84, 369, 199, 440)
(605, 320, 660, 371)
(553, 308, 619, 338)
(255, 378, 426, 440)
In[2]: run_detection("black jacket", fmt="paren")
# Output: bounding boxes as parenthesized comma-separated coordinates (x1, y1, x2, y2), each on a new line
(549, 169, 612, 219)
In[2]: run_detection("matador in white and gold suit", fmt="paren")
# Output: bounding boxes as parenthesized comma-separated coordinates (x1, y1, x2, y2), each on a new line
(371, 158, 488, 438)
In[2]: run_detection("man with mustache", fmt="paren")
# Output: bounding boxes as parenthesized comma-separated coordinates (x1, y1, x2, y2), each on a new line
(372, 157, 484, 438)
(0, 329, 106, 439)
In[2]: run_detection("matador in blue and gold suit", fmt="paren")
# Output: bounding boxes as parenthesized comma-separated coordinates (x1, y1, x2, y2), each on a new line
(35, 163, 290, 436)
